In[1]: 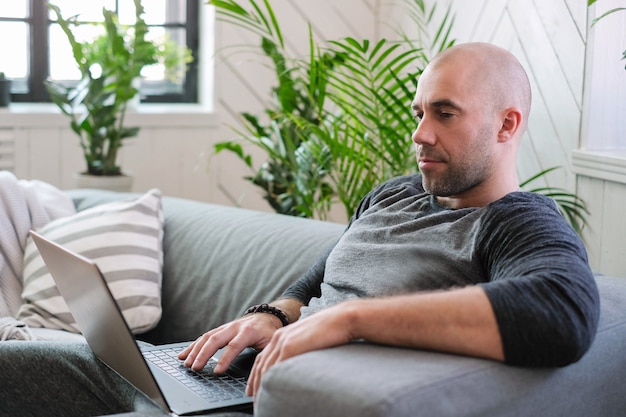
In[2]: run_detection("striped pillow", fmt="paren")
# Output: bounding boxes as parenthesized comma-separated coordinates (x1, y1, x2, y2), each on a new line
(17, 189, 164, 334)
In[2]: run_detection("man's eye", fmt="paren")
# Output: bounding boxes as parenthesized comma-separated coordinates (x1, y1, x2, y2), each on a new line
(413, 112, 423, 122)
(440, 112, 453, 119)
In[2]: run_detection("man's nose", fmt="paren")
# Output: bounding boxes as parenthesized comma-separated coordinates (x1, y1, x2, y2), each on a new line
(412, 117, 435, 146)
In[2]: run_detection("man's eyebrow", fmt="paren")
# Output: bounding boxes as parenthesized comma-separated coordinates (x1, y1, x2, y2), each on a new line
(431, 99, 462, 111)
(411, 99, 462, 112)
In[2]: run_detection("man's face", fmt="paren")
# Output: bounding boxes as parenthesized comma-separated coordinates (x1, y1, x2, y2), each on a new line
(410, 62, 500, 199)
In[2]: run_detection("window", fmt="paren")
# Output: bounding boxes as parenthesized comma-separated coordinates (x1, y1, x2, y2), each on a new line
(0, 0, 198, 103)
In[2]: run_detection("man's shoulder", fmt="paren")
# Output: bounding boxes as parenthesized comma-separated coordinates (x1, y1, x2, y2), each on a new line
(491, 191, 561, 214)
(483, 191, 572, 233)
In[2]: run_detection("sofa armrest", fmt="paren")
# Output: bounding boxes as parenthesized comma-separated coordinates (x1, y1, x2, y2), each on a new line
(256, 276, 626, 417)
(257, 344, 512, 417)
(256, 342, 624, 417)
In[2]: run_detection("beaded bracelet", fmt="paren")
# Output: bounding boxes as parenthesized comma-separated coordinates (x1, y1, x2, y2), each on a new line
(244, 303, 289, 327)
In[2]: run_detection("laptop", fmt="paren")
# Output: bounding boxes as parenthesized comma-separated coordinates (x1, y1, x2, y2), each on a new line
(29, 230, 256, 416)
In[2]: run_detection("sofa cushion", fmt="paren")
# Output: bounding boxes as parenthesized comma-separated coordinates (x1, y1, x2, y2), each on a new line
(144, 196, 346, 344)
(68, 189, 346, 344)
(17, 189, 164, 335)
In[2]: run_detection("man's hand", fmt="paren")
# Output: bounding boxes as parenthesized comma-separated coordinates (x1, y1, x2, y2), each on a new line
(178, 312, 283, 374)
(178, 298, 303, 374)
(246, 303, 355, 397)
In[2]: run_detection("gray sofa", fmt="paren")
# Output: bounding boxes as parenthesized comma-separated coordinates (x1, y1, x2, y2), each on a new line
(67, 189, 626, 417)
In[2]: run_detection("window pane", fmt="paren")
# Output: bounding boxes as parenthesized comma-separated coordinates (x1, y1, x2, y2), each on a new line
(49, 23, 189, 86)
(0, 1, 29, 18)
(0, 22, 29, 91)
(11, 0, 196, 103)
(48, 0, 116, 22)
(49, 23, 105, 80)
(142, 27, 189, 84)
(119, 0, 186, 25)
(117, 2, 137, 25)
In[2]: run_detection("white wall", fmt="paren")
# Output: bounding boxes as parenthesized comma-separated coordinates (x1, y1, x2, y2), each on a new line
(573, 0, 626, 277)
(0, 108, 218, 201)
(0, 0, 624, 274)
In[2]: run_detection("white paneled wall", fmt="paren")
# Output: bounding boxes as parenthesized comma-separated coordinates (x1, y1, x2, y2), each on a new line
(0, 0, 624, 274)
(0, 109, 218, 202)
(0, 128, 14, 171)
(0, 0, 587, 202)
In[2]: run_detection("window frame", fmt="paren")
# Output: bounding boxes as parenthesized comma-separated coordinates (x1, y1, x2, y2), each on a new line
(4, 0, 199, 104)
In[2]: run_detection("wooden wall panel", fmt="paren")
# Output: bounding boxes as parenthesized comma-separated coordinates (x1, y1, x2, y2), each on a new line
(600, 180, 626, 275)
(0, 129, 15, 171)
(576, 175, 604, 272)
(578, 173, 626, 277)
(27, 129, 64, 185)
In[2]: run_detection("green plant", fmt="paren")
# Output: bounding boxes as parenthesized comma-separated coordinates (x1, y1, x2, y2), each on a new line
(45, 0, 192, 176)
(211, 0, 588, 231)
(588, 0, 626, 69)
(211, 0, 454, 219)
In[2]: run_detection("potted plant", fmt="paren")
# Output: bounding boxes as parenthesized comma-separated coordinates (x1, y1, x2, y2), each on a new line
(211, 0, 452, 219)
(0, 72, 10, 108)
(45, 0, 192, 190)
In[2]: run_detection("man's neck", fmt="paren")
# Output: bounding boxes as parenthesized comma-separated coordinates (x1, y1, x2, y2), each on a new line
(435, 182, 520, 209)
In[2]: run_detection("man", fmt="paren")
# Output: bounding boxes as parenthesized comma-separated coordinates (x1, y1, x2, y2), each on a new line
(0, 42, 599, 416)
(179, 42, 599, 399)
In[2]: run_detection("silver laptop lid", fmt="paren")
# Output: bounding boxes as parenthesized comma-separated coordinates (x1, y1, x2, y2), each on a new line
(29, 230, 170, 411)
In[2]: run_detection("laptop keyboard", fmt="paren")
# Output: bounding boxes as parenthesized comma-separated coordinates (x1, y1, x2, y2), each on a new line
(143, 347, 248, 403)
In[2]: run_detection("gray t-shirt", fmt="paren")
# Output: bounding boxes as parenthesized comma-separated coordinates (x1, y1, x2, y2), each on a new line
(283, 174, 600, 367)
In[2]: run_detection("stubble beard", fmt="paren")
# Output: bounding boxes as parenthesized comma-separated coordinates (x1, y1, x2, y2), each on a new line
(418, 128, 495, 198)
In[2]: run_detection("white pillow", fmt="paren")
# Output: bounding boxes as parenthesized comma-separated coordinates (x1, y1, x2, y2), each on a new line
(17, 189, 164, 334)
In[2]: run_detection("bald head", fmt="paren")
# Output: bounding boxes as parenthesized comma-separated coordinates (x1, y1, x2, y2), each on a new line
(426, 42, 532, 133)
(411, 43, 533, 207)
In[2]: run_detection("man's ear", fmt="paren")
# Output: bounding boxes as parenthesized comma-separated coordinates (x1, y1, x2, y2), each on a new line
(498, 107, 523, 143)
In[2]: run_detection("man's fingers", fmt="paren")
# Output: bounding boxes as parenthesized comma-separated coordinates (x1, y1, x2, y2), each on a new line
(177, 342, 194, 359)
(190, 331, 237, 371)
(180, 327, 230, 370)
(245, 349, 265, 397)
(179, 314, 281, 372)
(212, 339, 249, 374)
(246, 332, 284, 397)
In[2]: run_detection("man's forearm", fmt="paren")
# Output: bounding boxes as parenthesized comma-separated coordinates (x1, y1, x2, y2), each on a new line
(245, 286, 504, 397)
(340, 286, 504, 361)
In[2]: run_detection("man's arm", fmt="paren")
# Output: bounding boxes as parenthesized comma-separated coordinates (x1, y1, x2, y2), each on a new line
(178, 240, 334, 373)
(346, 286, 503, 359)
(246, 285, 502, 397)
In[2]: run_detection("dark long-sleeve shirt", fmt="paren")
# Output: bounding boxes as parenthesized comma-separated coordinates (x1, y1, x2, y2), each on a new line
(281, 174, 600, 367)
